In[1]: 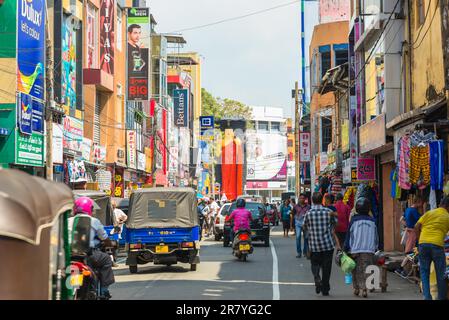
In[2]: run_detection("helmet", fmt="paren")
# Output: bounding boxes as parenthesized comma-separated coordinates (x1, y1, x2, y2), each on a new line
(74, 197, 95, 216)
(236, 198, 246, 208)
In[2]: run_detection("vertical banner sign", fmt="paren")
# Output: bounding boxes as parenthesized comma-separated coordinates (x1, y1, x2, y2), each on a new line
(357, 158, 376, 181)
(100, 0, 114, 74)
(127, 8, 150, 100)
(174, 89, 189, 127)
(32, 99, 44, 133)
(299, 132, 311, 162)
(62, 16, 77, 110)
(127, 130, 137, 169)
(114, 168, 124, 198)
(17, 0, 46, 101)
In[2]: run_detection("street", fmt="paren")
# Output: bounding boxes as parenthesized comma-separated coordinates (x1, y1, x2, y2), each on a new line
(111, 226, 422, 300)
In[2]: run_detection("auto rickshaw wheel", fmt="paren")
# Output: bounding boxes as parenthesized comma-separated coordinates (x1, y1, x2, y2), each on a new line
(190, 264, 197, 271)
(129, 265, 138, 274)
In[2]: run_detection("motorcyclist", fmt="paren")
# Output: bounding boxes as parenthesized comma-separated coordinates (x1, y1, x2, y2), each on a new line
(228, 199, 253, 246)
(68, 196, 115, 299)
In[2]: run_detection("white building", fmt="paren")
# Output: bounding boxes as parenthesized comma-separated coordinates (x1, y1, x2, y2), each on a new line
(245, 106, 288, 202)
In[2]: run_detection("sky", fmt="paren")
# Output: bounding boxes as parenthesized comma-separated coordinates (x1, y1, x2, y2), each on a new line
(149, 0, 319, 119)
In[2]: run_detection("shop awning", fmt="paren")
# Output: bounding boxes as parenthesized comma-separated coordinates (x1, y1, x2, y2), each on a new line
(386, 98, 447, 130)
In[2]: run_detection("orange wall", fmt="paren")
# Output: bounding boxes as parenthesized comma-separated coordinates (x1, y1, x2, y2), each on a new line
(309, 21, 349, 62)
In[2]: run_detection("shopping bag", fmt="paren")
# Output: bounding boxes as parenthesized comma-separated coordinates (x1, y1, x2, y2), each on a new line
(340, 252, 356, 273)
(400, 229, 408, 247)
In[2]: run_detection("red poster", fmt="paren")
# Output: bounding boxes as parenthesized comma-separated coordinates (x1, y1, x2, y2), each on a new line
(100, 0, 114, 74)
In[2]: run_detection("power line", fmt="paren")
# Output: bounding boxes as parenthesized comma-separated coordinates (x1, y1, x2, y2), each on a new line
(413, 0, 440, 49)
(167, 0, 301, 34)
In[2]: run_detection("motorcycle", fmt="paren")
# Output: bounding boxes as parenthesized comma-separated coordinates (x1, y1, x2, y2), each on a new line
(232, 229, 253, 262)
(69, 215, 113, 300)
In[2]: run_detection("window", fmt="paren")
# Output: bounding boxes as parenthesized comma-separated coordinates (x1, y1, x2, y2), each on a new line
(334, 44, 349, 66)
(416, 0, 426, 28)
(258, 121, 269, 132)
(319, 46, 331, 79)
(86, 3, 98, 68)
(94, 92, 101, 145)
(271, 122, 280, 132)
(321, 117, 332, 152)
(117, 6, 122, 51)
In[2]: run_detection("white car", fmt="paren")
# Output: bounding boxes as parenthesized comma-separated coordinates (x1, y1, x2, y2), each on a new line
(213, 203, 232, 241)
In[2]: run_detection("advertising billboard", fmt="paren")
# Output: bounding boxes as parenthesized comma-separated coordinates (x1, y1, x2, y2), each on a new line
(61, 15, 77, 110)
(17, 0, 46, 101)
(100, 0, 114, 74)
(63, 116, 83, 152)
(127, 8, 150, 100)
(174, 89, 189, 127)
(246, 132, 287, 181)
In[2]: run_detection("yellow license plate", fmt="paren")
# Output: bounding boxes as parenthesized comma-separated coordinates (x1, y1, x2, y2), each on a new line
(239, 244, 251, 251)
(156, 245, 169, 253)
(70, 274, 83, 287)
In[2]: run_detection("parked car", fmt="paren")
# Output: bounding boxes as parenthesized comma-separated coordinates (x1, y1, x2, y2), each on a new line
(223, 201, 270, 247)
(213, 203, 232, 241)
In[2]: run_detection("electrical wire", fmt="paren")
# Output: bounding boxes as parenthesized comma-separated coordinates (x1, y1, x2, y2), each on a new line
(167, 0, 301, 34)
(412, 0, 440, 49)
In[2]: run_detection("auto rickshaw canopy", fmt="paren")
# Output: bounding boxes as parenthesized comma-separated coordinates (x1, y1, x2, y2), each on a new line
(0, 169, 74, 245)
(73, 190, 113, 225)
(127, 187, 198, 229)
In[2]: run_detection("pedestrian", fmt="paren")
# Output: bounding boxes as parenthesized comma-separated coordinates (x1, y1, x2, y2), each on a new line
(401, 196, 423, 254)
(280, 199, 292, 237)
(414, 196, 449, 300)
(334, 193, 351, 247)
(111, 199, 128, 267)
(324, 193, 337, 214)
(209, 198, 220, 236)
(344, 197, 378, 298)
(292, 194, 310, 258)
(304, 192, 341, 296)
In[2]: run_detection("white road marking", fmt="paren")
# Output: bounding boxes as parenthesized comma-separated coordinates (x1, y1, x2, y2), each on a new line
(270, 238, 280, 300)
(202, 293, 221, 297)
(116, 258, 127, 264)
(205, 289, 223, 292)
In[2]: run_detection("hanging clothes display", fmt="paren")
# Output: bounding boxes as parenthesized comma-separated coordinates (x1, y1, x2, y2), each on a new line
(398, 136, 412, 190)
(429, 140, 444, 191)
(429, 189, 437, 210)
(409, 145, 430, 186)
(331, 175, 343, 195)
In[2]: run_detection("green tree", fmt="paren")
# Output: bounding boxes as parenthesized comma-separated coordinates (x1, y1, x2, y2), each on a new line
(201, 88, 252, 120)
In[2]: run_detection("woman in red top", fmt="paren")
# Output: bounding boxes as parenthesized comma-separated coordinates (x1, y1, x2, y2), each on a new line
(334, 193, 351, 246)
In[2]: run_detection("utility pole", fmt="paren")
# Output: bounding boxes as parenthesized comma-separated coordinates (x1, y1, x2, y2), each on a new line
(295, 81, 300, 199)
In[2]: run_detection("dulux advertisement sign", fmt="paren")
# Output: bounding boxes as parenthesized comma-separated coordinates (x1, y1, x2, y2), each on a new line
(18, 93, 33, 135)
(17, 0, 46, 101)
(174, 89, 189, 127)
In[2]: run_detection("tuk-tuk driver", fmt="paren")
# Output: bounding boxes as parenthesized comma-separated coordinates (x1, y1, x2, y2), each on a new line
(69, 197, 116, 299)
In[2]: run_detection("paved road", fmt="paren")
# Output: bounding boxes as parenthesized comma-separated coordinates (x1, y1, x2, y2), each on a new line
(110, 226, 422, 300)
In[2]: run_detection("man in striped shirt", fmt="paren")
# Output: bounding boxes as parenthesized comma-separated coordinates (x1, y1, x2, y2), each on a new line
(304, 192, 341, 296)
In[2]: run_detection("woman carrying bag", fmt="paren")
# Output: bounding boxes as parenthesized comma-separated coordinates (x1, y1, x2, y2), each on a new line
(344, 197, 379, 298)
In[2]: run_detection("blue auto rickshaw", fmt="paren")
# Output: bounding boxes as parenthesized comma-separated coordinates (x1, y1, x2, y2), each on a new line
(125, 188, 200, 273)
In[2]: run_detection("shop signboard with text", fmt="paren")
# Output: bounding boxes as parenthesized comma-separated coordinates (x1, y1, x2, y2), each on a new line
(15, 131, 44, 167)
(357, 157, 375, 181)
(137, 151, 146, 171)
(127, 130, 137, 169)
(100, 0, 114, 74)
(127, 7, 150, 100)
(174, 89, 189, 127)
(299, 132, 311, 162)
